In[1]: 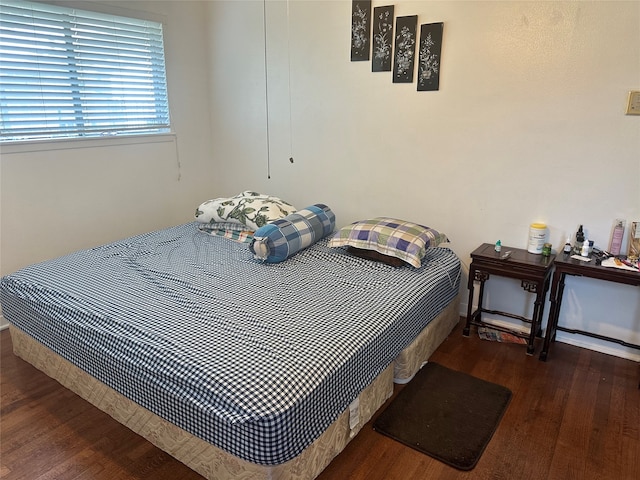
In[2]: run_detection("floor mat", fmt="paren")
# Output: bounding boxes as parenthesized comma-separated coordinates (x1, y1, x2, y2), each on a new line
(373, 362, 512, 470)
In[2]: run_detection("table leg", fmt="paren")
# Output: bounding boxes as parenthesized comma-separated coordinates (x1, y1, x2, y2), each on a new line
(476, 275, 486, 324)
(551, 273, 567, 343)
(527, 281, 545, 355)
(463, 266, 476, 336)
(540, 270, 565, 361)
(536, 276, 551, 338)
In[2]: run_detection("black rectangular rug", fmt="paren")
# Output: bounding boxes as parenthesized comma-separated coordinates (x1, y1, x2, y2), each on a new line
(373, 362, 512, 471)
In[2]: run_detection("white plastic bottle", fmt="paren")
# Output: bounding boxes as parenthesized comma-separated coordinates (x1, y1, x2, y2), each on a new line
(581, 238, 590, 257)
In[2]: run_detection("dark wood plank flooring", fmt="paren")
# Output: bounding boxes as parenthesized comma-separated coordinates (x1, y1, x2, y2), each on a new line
(1, 320, 638, 480)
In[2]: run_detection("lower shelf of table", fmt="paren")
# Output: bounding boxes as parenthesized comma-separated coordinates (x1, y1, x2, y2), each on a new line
(463, 308, 541, 355)
(540, 325, 640, 361)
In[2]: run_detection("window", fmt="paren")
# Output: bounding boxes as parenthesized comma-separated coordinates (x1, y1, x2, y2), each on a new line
(0, 0, 170, 142)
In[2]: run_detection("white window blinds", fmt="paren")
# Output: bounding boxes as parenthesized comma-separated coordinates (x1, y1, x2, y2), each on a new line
(0, 0, 170, 141)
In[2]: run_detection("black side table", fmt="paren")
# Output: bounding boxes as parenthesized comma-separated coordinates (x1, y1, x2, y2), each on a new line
(463, 243, 555, 355)
(540, 253, 640, 361)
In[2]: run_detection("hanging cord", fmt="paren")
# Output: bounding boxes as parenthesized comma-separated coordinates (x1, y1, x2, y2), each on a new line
(173, 134, 181, 181)
(286, 0, 294, 164)
(263, 0, 271, 178)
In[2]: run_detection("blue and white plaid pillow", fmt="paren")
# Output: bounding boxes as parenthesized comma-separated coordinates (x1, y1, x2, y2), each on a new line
(197, 222, 254, 243)
(250, 204, 335, 263)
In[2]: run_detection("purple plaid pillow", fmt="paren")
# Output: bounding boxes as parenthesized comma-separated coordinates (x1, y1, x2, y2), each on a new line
(328, 217, 448, 268)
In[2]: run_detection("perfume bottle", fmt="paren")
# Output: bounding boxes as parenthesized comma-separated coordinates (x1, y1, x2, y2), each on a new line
(609, 220, 625, 256)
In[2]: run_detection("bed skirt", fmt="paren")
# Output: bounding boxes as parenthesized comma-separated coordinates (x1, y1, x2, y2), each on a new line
(393, 294, 460, 383)
(9, 295, 460, 480)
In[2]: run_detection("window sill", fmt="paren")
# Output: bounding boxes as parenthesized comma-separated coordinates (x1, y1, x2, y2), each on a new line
(0, 133, 176, 155)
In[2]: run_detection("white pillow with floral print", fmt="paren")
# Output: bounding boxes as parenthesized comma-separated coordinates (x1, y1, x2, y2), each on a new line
(195, 191, 297, 231)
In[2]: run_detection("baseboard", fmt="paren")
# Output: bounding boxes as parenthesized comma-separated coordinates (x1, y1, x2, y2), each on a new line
(459, 302, 640, 363)
(555, 332, 640, 363)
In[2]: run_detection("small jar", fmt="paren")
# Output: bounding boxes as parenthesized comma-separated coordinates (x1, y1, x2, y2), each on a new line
(542, 243, 552, 257)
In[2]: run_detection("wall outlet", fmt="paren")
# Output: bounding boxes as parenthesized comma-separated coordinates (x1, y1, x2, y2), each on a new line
(625, 90, 640, 115)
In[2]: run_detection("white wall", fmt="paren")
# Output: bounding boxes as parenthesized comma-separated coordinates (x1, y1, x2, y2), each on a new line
(0, 1, 218, 325)
(205, 0, 640, 360)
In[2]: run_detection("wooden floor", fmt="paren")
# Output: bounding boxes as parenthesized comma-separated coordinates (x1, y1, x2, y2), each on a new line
(1, 320, 639, 480)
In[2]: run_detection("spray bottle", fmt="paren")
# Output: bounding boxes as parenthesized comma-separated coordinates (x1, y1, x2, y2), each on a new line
(609, 220, 625, 256)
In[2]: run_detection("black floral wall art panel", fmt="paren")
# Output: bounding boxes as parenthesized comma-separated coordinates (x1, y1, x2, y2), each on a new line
(351, 1, 372, 61)
(417, 22, 444, 91)
(392, 15, 417, 83)
(372, 5, 394, 72)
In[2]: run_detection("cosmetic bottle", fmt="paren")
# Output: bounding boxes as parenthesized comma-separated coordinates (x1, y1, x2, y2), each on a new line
(494, 240, 501, 252)
(573, 225, 585, 255)
(609, 220, 625, 256)
(563, 237, 572, 254)
(581, 238, 590, 257)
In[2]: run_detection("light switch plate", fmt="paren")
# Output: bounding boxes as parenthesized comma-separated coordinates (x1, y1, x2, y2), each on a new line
(626, 90, 640, 115)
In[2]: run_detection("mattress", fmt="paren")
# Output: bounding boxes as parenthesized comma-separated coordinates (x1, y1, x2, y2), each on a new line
(8, 296, 460, 480)
(0, 222, 461, 467)
(9, 324, 395, 480)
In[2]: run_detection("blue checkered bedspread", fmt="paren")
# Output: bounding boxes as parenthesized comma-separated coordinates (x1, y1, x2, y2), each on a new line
(0, 223, 460, 465)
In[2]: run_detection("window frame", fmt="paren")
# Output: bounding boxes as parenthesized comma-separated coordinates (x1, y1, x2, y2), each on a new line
(0, 0, 172, 144)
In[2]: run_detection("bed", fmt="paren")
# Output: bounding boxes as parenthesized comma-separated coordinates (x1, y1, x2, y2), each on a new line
(1, 216, 461, 480)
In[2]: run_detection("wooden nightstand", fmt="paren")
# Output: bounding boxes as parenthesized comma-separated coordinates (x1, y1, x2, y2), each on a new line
(540, 252, 640, 362)
(463, 243, 555, 355)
